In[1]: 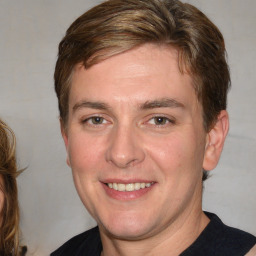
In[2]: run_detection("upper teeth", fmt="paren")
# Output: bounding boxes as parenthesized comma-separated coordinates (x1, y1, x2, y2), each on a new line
(107, 182, 153, 192)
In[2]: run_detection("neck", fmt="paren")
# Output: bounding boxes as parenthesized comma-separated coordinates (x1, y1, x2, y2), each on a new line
(100, 202, 209, 256)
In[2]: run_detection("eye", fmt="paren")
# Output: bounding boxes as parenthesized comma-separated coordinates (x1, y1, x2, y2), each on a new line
(83, 116, 107, 125)
(148, 116, 174, 126)
(153, 117, 168, 125)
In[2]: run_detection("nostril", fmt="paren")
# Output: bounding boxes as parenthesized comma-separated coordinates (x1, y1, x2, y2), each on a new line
(105, 127, 145, 168)
(107, 157, 138, 169)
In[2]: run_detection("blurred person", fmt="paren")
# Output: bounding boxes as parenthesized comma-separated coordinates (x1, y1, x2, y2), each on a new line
(0, 119, 27, 256)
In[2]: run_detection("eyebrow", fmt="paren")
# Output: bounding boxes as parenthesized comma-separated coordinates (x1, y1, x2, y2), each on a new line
(140, 98, 184, 110)
(72, 101, 110, 112)
(72, 97, 184, 113)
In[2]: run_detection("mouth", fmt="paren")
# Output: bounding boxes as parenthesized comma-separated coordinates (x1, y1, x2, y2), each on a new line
(106, 182, 155, 192)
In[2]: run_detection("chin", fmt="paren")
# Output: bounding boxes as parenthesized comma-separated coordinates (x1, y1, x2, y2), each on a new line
(105, 226, 152, 241)
(98, 213, 156, 240)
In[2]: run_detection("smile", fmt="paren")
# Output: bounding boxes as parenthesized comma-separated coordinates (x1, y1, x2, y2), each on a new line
(107, 182, 154, 192)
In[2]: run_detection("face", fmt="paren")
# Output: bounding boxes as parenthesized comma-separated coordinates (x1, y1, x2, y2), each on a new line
(63, 44, 210, 240)
(0, 175, 4, 225)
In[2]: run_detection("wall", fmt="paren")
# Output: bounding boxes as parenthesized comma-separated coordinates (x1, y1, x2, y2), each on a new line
(0, 1, 255, 255)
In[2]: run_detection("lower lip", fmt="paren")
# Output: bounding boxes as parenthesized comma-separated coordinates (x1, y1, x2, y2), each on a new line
(102, 183, 155, 200)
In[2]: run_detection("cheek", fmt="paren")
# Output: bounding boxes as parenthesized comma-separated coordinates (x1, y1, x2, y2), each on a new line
(145, 130, 205, 178)
(146, 134, 187, 169)
(0, 177, 4, 217)
(67, 135, 101, 209)
(68, 133, 105, 175)
(0, 190, 4, 218)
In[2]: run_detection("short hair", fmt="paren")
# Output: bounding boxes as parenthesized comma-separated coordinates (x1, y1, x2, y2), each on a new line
(0, 119, 21, 255)
(54, 0, 231, 180)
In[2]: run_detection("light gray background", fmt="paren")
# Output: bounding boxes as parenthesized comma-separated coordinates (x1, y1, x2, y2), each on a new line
(0, 0, 255, 255)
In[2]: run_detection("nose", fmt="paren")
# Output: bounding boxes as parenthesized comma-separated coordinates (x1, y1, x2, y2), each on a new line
(105, 124, 145, 168)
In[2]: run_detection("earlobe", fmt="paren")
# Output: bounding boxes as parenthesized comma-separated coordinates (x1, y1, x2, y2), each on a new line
(60, 118, 71, 167)
(203, 110, 229, 171)
(66, 156, 71, 167)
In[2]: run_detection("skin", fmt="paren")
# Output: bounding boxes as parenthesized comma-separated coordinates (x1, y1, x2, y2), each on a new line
(0, 175, 4, 226)
(62, 44, 229, 255)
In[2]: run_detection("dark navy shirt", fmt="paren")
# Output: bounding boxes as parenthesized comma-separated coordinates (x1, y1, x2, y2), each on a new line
(51, 212, 256, 256)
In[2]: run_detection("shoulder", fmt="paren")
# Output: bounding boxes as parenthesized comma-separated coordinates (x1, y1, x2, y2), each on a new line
(50, 226, 102, 256)
(181, 212, 256, 256)
(205, 212, 256, 248)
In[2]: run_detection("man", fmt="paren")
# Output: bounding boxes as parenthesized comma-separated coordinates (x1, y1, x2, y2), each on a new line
(51, 0, 256, 255)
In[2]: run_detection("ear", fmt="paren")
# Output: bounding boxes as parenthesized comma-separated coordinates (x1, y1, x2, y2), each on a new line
(203, 110, 229, 171)
(60, 118, 71, 167)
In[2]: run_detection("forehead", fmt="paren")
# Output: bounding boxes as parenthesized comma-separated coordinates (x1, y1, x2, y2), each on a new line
(70, 44, 198, 110)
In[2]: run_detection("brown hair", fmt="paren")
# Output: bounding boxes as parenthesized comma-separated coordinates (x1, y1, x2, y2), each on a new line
(0, 119, 21, 255)
(54, 0, 231, 180)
